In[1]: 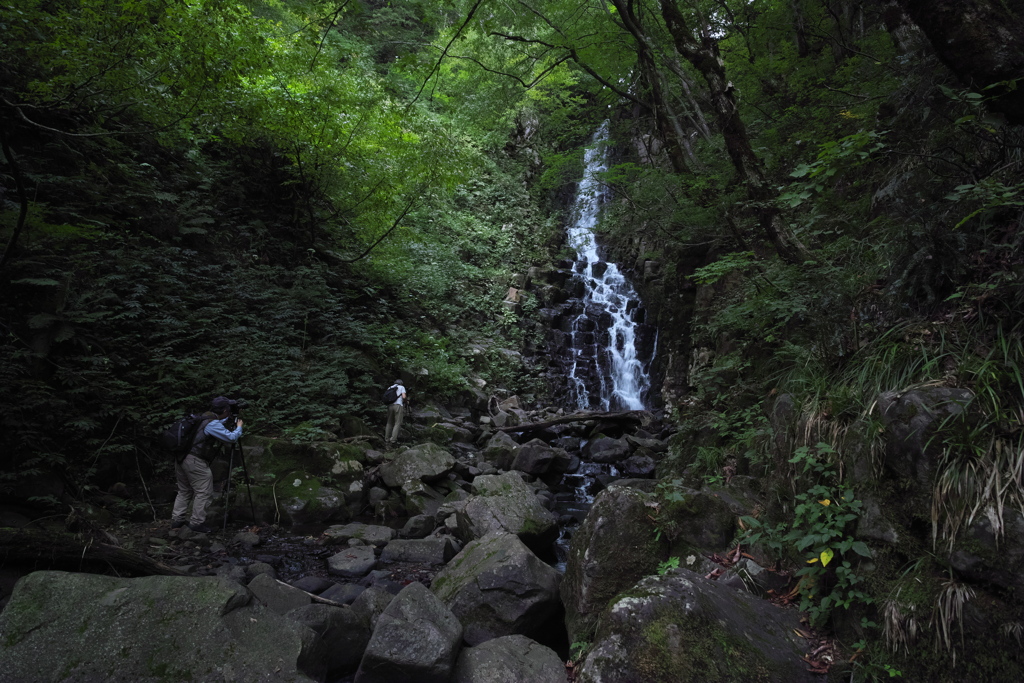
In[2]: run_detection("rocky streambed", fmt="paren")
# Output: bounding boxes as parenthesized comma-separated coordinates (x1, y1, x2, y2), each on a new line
(0, 401, 824, 682)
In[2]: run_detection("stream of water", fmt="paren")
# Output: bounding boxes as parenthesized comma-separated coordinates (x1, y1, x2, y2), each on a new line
(564, 121, 654, 411)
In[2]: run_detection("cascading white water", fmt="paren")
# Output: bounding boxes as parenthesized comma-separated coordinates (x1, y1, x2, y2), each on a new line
(565, 122, 652, 411)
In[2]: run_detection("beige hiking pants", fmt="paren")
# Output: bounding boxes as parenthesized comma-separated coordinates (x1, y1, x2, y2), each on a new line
(385, 403, 404, 442)
(172, 454, 214, 525)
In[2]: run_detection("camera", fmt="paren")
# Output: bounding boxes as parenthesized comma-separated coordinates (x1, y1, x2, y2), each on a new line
(230, 399, 248, 416)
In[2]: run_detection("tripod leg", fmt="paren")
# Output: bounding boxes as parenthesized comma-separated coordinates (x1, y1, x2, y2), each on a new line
(223, 444, 235, 531)
(237, 445, 257, 523)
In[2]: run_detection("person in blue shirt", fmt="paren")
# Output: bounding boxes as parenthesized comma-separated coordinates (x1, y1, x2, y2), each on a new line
(171, 396, 244, 534)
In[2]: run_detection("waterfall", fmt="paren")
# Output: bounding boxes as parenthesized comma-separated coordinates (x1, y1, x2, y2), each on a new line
(563, 122, 653, 411)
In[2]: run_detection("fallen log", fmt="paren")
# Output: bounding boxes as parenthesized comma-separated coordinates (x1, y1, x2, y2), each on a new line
(494, 410, 649, 434)
(0, 527, 188, 577)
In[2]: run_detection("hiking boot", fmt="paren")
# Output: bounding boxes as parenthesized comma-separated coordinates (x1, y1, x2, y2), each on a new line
(188, 522, 214, 534)
(171, 520, 186, 529)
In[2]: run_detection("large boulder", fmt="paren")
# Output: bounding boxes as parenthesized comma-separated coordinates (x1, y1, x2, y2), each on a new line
(380, 443, 456, 488)
(562, 484, 667, 643)
(482, 431, 520, 470)
(354, 582, 463, 683)
(576, 569, 818, 683)
(431, 533, 561, 646)
(0, 571, 324, 682)
(452, 634, 566, 683)
(583, 436, 632, 464)
(878, 387, 975, 485)
(288, 603, 371, 678)
(456, 472, 558, 552)
(511, 439, 570, 476)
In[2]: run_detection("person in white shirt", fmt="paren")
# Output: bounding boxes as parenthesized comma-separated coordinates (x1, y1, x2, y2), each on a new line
(385, 380, 407, 446)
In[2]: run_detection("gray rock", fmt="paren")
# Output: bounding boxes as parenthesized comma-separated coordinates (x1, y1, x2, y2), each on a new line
(321, 582, 365, 605)
(324, 522, 395, 547)
(482, 431, 520, 471)
(456, 472, 559, 552)
(584, 436, 631, 463)
(281, 486, 349, 526)
(288, 603, 371, 678)
(248, 572, 313, 615)
(452, 634, 565, 683)
(291, 576, 335, 595)
(354, 582, 463, 683)
(620, 454, 656, 478)
(878, 387, 975, 485)
(401, 479, 447, 517)
(625, 434, 668, 453)
(351, 585, 396, 630)
(380, 443, 456, 488)
(245, 560, 277, 580)
(0, 571, 323, 683)
(328, 545, 377, 578)
(380, 537, 458, 565)
(232, 531, 262, 547)
(577, 570, 819, 683)
(431, 533, 561, 646)
(401, 514, 436, 539)
(562, 485, 667, 643)
(510, 438, 564, 475)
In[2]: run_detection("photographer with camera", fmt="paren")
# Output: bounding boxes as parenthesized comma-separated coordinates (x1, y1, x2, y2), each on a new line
(171, 396, 244, 534)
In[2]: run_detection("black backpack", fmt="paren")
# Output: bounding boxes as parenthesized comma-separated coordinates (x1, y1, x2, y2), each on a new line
(160, 412, 213, 462)
(382, 385, 400, 405)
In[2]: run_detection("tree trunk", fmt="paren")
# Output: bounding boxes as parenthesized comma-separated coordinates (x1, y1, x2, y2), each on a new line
(896, 0, 1024, 124)
(657, 0, 813, 264)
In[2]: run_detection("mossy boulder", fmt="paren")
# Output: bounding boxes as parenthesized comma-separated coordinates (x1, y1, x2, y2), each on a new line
(576, 569, 818, 683)
(380, 443, 456, 488)
(562, 483, 667, 643)
(455, 472, 558, 553)
(231, 475, 349, 527)
(0, 571, 324, 682)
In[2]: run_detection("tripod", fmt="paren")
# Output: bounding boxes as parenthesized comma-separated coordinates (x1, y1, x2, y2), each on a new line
(222, 441, 257, 531)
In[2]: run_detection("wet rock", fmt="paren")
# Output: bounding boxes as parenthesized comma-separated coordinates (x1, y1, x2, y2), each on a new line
(328, 546, 377, 578)
(584, 436, 631, 463)
(232, 531, 262, 547)
(354, 582, 463, 683)
(511, 439, 569, 476)
(577, 570, 819, 683)
(432, 532, 561, 646)
(620, 454, 656, 478)
(452, 634, 566, 683)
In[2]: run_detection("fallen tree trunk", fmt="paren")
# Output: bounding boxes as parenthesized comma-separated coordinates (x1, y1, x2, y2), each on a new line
(494, 410, 649, 434)
(0, 527, 188, 577)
